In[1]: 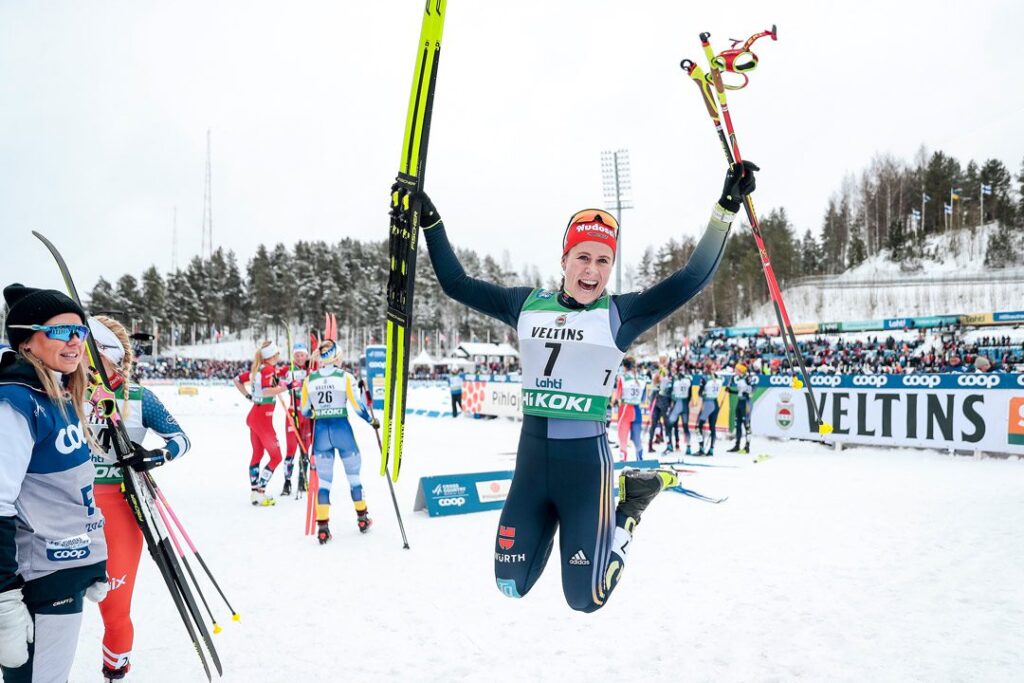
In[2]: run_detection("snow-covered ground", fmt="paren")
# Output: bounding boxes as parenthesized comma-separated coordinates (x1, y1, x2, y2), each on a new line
(71, 385, 1024, 682)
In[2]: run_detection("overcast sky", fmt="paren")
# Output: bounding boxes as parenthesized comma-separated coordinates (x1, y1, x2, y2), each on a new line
(2, 0, 1023, 296)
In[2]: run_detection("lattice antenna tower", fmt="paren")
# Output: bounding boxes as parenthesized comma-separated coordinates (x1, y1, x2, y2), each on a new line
(172, 206, 178, 271)
(201, 129, 214, 260)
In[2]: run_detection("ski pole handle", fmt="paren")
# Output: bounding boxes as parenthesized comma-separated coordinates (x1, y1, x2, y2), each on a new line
(680, 59, 720, 121)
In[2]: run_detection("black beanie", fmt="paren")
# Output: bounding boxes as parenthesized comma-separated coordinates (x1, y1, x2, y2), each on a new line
(4, 283, 86, 350)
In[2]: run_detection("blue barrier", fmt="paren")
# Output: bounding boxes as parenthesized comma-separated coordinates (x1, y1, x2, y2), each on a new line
(414, 459, 663, 517)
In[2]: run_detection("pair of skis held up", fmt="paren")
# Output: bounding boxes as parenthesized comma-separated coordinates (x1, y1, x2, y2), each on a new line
(34, 232, 234, 681)
(381, 0, 447, 484)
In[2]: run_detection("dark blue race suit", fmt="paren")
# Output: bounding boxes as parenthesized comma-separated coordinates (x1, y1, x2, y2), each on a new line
(423, 212, 730, 611)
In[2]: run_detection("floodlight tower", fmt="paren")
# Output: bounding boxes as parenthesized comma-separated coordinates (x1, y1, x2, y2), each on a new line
(601, 149, 634, 293)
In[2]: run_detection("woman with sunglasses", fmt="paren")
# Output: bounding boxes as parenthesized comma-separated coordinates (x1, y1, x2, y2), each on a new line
(300, 341, 378, 544)
(233, 341, 287, 506)
(412, 160, 757, 611)
(85, 315, 191, 682)
(0, 284, 109, 681)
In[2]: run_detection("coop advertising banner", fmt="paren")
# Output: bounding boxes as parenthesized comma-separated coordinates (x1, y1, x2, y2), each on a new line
(751, 373, 1024, 455)
(364, 345, 387, 410)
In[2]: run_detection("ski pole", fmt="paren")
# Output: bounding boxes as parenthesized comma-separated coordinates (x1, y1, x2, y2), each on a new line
(147, 478, 223, 634)
(145, 472, 240, 622)
(680, 31, 832, 435)
(363, 383, 410, 549)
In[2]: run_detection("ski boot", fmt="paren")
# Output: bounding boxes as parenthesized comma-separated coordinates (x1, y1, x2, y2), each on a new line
(707, 446, 715, 457)
(357, 510, 373, 534)
(250, 488, 276, 507)
(617, 468, 679, 526)
(317, 520, 332, 544)
(727, 442, 740, 453)
(281, 479, 292, 497)
(739, 442, 750, 455)
(103, 663, 130, 682)
(664, 443, 674, 454)
(685, 445, 692, 456)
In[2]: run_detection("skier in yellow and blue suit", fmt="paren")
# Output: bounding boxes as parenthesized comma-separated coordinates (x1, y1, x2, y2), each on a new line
(300, 340, 378, 544)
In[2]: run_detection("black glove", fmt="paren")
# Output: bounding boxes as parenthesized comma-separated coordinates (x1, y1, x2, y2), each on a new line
(121, 443, 168, 472)
(718, 160, 759, 213)
(412, 190, 441, 229)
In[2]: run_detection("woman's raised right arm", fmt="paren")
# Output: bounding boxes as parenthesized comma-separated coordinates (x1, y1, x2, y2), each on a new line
(419, 195, 532, 328)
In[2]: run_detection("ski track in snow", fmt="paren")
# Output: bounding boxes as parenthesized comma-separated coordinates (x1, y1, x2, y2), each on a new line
(71, 386, 1024, 682)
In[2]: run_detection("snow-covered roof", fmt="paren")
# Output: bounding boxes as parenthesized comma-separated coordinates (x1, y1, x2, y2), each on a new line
(456, 342, 519, 358)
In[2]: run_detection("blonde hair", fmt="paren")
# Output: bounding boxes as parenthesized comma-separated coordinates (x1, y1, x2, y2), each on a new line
(251, 340, 275, 378)
(93, 315, 135, 420)
(18, 346, 99, 452)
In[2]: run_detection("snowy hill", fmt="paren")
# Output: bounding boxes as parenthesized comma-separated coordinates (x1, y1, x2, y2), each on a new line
(738, 223, 1024, 326)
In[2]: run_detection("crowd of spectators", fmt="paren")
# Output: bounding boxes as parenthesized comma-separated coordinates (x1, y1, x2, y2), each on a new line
(133, 329, 1023, 381)
(678, 328, 1024, 376)
(135, 358, 250, 381)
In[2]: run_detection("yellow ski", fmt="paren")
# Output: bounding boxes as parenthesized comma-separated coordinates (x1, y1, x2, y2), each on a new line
(382, 0, 448, 481)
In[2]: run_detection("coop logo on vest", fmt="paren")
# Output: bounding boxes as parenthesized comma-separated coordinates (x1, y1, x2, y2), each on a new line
(56, 423, 86, 455)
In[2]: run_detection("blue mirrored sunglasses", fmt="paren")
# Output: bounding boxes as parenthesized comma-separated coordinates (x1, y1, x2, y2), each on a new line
(9, 324, 90, 342)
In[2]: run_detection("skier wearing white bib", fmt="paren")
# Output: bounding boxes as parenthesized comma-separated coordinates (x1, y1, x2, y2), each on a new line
(300, 341, 378, 544)
(696, 362, 725, 456)
(417, 160, 757, 611)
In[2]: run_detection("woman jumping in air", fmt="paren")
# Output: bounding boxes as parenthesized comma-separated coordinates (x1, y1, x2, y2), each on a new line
(413, 159, 757, 611)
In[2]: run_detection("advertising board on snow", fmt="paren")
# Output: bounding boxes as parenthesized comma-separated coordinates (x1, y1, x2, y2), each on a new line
(752, 373, 1024, 455)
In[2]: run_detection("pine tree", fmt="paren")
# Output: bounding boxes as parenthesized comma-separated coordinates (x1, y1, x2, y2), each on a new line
(88, 277, 118, 315)
(140, 266, 167, 331)
(247, 245, 276, 336)
(222, 250, 248, 332)
(799, 229, 822, 274)
(980, 158, 1015, 228)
